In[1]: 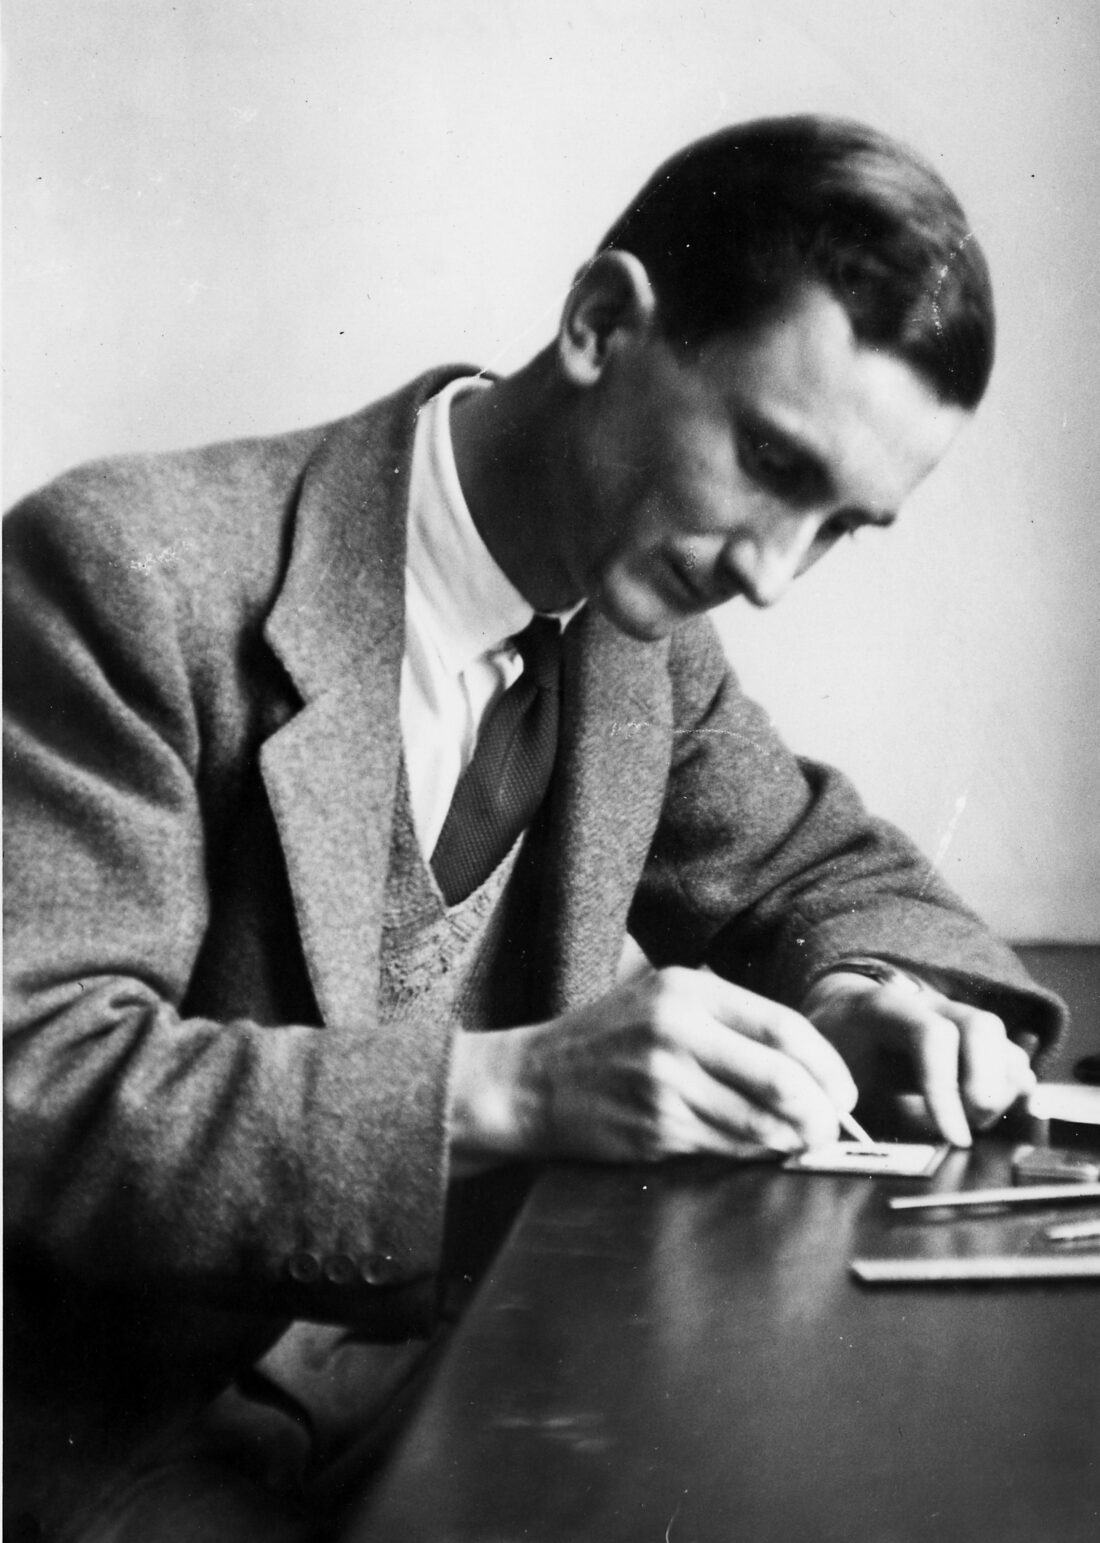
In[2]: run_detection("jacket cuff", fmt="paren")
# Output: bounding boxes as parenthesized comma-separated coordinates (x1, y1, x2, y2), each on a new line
(808, 956, 930, 996)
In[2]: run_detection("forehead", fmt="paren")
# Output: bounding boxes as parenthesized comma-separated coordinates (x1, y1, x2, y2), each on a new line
(694, 285, 970, 508)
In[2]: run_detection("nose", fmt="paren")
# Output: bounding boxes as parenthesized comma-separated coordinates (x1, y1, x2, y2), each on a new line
(721, 515, 820, 608)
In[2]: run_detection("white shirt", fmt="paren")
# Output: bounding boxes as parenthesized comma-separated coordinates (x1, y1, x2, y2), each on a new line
(400, 375, 551, 858)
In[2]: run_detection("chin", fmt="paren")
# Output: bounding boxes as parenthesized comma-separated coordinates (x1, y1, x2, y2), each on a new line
(595, 591, 680, 643)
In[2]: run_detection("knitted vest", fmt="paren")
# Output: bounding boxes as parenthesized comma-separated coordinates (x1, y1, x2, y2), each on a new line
(377, 759, 536, 1035)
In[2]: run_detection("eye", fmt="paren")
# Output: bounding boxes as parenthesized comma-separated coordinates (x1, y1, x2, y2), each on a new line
(822, 511, 865, 543)
(737, 425, 814, 500)
(803, 511, 868, 568)
(739, 426, 792, 481)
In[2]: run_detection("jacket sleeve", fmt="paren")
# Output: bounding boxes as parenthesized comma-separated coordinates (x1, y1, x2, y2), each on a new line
(628, 619, 1065, 1062)
(3, 480, 446, 1332)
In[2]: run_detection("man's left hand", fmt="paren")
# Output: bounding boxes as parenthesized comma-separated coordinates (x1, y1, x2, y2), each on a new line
(800, 970, 1036, 1147)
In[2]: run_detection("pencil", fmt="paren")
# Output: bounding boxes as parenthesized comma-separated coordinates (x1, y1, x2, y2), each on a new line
(839, 1111, 875, 1145)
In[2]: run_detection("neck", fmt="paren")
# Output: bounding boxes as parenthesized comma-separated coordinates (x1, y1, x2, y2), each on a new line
(449, 352, 581, 613)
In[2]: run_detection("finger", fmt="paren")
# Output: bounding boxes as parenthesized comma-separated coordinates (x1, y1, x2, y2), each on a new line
(1007, 1040, 1038, 1098)
(687, 970, 858, 1112)
(940, 1004, 1037, 1128)
(653, 1048, 829, 1155)
(982, 1040, 1037, 1129)
(667, 999, 842, 1149)
(904, 1006, 972, 1147)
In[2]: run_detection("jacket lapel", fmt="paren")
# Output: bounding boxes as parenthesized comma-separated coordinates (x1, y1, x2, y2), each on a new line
(259, 369, 467, 1029)
(537, 610, 674, 1015)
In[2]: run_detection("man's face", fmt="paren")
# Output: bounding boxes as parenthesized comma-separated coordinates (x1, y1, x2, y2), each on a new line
(557, 284, 971, 641)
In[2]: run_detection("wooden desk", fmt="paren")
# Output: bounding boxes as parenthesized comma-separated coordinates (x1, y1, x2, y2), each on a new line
(342, 1132, 1100, 1543)
(340, 947, 1099, 1541)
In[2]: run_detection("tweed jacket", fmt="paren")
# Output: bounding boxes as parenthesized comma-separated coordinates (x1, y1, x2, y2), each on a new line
(3, 368, 1064, 1522)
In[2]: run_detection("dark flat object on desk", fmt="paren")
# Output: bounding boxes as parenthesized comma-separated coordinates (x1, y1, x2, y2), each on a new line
(1075, 1053, 1100, 1085)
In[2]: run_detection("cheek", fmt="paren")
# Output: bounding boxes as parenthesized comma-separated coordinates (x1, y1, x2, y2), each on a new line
(582, 411, 737, 556)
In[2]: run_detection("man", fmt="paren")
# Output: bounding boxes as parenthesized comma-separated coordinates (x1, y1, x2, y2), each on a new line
(4, 116, 1063, 1539)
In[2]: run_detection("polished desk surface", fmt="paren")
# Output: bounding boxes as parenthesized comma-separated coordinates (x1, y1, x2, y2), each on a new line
(344, 1134, 1100, 1543)
(342, 948, 1100, 1542)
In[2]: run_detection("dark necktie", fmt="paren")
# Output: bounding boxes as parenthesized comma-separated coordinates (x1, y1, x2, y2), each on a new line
(431, 616, 562, 906)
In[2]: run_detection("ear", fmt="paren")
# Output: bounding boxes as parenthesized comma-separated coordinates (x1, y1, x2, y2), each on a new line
(557, 250, 659, 386)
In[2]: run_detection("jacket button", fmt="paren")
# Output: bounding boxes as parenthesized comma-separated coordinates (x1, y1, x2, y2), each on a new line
(286, 1250, 321, 1283)
(360, 1252, 398, 1286)
(322, 1253, 358, 1286)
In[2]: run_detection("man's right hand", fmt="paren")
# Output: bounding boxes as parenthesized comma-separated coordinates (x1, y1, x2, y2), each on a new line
(447, 966, 858, 1174)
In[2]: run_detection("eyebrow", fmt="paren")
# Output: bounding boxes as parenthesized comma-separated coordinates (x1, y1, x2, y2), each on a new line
(739, 407, 899, 528)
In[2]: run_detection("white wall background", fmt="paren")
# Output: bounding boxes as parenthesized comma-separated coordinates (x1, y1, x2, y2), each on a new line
(6, 0, 1098, 941)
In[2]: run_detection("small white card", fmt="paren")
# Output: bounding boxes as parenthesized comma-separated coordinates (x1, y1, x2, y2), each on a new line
(783, 1141, 949, 1178)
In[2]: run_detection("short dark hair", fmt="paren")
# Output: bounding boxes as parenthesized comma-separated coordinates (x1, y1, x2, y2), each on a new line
(597, 115, 994, 408)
